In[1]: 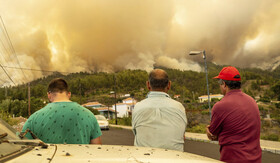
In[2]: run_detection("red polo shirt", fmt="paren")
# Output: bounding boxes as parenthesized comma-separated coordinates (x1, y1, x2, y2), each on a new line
(209, 90, 262, 163)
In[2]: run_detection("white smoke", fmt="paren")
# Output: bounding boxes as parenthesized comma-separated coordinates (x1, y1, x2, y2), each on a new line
(0, 0, 280, 85)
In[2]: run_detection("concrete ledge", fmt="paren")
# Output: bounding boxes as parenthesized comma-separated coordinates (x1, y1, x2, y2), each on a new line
(110, 124, 132, 130)
(109, 124, 280, 155)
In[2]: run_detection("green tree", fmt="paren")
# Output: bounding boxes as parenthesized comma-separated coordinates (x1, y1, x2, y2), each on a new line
(85, 107, 100, 115)
(244, 88, 254, 98)
(259, 95, 270, 103)
(251, 81, 261, 91)
(271, 81, 280, 100)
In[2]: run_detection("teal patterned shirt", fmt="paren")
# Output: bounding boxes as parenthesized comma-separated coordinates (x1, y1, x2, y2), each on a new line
(22, 102, 102, 144)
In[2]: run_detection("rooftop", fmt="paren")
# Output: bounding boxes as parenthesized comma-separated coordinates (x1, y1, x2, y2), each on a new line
(198, 94, 224, 98)
(82, 102, 103, 106)
(95, 107, 116, 112)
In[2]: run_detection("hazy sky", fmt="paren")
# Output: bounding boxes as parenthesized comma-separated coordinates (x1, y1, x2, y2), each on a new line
(0, 0, 280, 85)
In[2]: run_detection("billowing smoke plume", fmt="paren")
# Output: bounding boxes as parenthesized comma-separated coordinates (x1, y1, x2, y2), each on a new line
(0, 0, 280, 85)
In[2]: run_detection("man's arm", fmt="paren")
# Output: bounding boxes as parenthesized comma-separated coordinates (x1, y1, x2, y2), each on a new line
(21, 118, 34, 139)
(90, 136, 102, 144)
(206, 125, 218, 141)
(131, 108, 137, 136)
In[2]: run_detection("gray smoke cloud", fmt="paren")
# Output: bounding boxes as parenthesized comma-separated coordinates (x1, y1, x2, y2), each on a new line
(0, 0, 279, 85)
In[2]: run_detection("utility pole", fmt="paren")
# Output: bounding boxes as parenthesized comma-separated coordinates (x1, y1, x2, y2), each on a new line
(28, 83, 31, 117)
(189, 50, 211, 119)
(114, 74, 117, 125)
(203, 51, 211, 119)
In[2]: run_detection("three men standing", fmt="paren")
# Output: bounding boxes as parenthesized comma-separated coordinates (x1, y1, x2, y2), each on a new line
(207, 66, 262, 162)
(21, 67, 262, 162)
(132, 69, 187, 151)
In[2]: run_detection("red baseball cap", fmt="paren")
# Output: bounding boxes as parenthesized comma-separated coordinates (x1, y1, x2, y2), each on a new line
(213, 66, 241, 81)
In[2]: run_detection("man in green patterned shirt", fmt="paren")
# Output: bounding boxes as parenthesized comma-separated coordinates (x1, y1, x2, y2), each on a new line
(22, 78, 102, 144)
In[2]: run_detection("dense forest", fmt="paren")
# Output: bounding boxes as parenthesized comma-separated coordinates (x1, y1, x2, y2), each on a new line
(1, 63, 280, 141)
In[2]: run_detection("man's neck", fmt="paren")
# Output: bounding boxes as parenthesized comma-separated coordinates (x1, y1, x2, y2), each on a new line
(225, 88, 240, 95)
(49, 92, 71, 103)
(52, 99, 71, 102)
(151, 90, 168, 93)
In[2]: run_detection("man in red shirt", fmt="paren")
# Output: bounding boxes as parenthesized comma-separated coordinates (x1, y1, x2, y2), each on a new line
(206, 66, 262, 163)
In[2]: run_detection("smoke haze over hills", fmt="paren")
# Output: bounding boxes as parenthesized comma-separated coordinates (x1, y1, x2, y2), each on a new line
(0, 0, 280, 85)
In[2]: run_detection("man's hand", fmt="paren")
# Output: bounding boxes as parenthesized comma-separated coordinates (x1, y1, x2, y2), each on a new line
(206, 125, 218, 141)
(90, 136, 102, 144)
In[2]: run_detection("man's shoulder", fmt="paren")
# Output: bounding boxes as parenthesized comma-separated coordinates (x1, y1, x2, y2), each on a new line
(134, 96, 184, 111)
(33, 104, 50, 114)
(134, 99, 148, 110)
(50, 102, 84, 109)
(168, 97, 184, 105)
(138, 95, 183, 103)
(240, 92, 256, 101)
(44, 102, 93, 116)
(212, 95, 240, 112)
(212, 99, 228, 111)
(24, 105, 49, 124)
(66, 102, 94, 114)
(51, 102, 96, 121)
(61, 101, 80, 107)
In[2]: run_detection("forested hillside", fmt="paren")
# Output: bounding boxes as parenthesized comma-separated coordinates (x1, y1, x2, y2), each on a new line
(1, 64, 280, 141)
(1, 64, 280, 116)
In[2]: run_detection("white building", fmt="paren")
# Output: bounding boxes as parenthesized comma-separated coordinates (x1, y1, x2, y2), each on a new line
(122, 97, 135, 104)
(112, 97, 137, 117)
(120, 94, 130, 97)
(95, 107, 116, 119)
(82, 102, 116, 119)
(198, 94, 224, 103)
(82, 102, 103, 108)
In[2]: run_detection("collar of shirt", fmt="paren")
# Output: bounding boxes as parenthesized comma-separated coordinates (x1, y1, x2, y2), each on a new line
(146, 91, 170, 98)
(225, 89, 242, 97)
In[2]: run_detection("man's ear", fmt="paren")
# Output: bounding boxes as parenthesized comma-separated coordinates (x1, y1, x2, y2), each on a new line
(67, 92, 71, 98)
(146, 81, 152, 91)
(166, 81, 171, 91)
(222, 82, 227, 89)
(47, 92, 52, 102)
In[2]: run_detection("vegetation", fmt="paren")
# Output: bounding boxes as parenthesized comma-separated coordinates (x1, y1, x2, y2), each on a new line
(0, 63, 280, 141)
(109, 117, 132, 126)
(186, 123, 207, 133)
(85, 107, 100, 115)
(261, 134, 280, 141)
(0, 111, 19, 126)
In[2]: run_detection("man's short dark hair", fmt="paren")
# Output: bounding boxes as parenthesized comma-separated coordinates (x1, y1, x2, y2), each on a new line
(48, 78, 68, 93)
(149, 69, 169, 90)
(219, 79, 241, 89)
